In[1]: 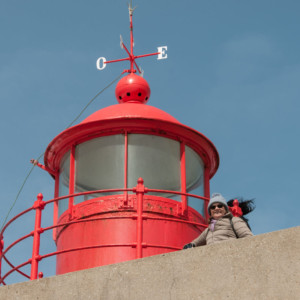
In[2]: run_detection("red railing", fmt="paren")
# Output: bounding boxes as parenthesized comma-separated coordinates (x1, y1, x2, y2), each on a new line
(0, 178, 209, 285)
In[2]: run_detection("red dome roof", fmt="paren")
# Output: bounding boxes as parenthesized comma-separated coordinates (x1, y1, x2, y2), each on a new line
(81, 103, 180, 124)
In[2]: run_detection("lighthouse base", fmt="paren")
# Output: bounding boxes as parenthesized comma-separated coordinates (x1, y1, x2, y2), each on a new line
(55, 195, 206, 275)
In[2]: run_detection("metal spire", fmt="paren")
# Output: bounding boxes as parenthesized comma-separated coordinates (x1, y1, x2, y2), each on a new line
(96, 1, 168, 74)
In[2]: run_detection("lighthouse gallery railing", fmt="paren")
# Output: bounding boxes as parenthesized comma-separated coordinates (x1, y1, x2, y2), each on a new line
(0, 178, 209, 285)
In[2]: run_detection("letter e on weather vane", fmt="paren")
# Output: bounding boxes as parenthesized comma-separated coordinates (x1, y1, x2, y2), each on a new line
(157, 46, 167, 60)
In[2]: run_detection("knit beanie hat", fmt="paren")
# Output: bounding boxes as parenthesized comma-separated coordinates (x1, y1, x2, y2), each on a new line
(208, 193, 228, 215)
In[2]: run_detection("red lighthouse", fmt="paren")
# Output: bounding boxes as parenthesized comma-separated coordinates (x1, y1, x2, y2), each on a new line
(44, 70, 218, 274)
(0, 3, 219, 281)
(44, 4, 219, 275)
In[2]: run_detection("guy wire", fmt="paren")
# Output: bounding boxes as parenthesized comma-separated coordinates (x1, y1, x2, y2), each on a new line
(0, 73, 123, 231)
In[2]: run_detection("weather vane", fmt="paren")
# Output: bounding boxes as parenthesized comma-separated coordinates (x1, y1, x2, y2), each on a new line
(96, 1, 167, 74)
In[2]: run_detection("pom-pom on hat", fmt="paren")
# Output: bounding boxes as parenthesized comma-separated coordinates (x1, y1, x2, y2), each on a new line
(208, 193, 229, 215)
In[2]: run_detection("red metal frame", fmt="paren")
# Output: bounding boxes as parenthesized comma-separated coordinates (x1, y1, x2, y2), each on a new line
(103, 2, 160, 74)
(180, 142, 187, 215)
(135, 178, 145, 258)
(68, 145, 76, 220)
(0, 238, 3, 282)
(123, 131, 129, 207)
(30, 193, 45, 280)
(53, 174, 59, 241)
(0, 181, 209, 285)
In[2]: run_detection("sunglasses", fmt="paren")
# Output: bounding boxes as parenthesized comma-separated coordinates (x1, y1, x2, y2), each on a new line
(210, 204, 224, 210)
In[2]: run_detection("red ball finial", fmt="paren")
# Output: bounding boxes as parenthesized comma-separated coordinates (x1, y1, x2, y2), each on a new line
(115, 73, 150, 104)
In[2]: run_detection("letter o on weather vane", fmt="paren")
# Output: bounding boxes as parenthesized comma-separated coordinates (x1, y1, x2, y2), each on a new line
(96, 57, 107, 70)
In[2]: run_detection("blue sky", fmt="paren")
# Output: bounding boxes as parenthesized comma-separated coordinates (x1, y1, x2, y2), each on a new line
(0, 0, 299, 284)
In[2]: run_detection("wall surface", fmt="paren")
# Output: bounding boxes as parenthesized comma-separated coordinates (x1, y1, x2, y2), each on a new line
(0, 226, 299, 300)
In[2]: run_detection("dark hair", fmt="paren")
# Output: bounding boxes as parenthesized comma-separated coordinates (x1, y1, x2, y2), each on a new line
(227, 197, 255, 229)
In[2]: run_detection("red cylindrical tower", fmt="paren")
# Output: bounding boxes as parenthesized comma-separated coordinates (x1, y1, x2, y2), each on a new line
(44, 73, 219, 275)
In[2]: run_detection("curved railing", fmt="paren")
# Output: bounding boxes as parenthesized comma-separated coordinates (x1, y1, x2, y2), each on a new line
(0, 178, 209, 285)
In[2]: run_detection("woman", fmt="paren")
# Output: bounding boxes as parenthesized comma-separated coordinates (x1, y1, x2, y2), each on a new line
(183, 193, 253, 248)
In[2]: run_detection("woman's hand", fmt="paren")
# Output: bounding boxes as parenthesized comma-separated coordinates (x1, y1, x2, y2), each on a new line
(183, 243, 195, 249)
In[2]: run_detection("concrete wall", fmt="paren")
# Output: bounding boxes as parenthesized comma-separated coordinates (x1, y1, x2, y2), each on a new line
(0, 226, 299, 300)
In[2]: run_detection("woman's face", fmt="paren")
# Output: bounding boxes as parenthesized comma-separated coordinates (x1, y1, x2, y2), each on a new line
(210, 202, 226, 220)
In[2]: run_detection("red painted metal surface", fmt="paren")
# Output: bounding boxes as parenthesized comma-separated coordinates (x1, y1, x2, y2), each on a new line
(135, 178, 145, 258)
(81, 102, 180, 123)
(180, 142, 187, 214)
(115, 73, 150, 104)
(55, 186, 207, 274)
(68, 145, 76, 220)
(0, 239, 3, 281)
(30, 193, 45, 280)
(53, 175, 59, 241)
(123, 131, 129, 207)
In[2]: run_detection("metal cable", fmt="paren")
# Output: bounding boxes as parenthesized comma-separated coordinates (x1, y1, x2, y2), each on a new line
(66, 73, 122, 128)
(0, 73, 123, 231)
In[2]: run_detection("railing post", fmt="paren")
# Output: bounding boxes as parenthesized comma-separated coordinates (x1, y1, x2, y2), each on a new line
(180, 142, 187, 215)
(0, 236, 3, 284)
(134, 178, 147, 259)
(30, 193, 45, 280)
(68, 146, 76, 220)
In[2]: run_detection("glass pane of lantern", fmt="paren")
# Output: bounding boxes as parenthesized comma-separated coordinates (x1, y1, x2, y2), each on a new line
(74, 134, 125, 201)
(186, 145, 205, 215)
(128, 134, 181, 199)
(58, 151, 70, 217)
